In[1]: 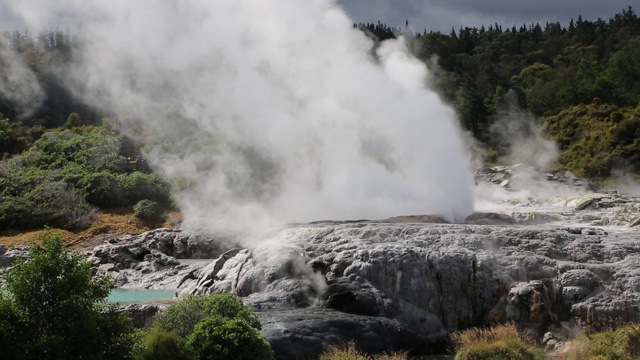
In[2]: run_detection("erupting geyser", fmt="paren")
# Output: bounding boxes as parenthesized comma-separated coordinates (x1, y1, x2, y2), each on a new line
(8, 0, 474, 231)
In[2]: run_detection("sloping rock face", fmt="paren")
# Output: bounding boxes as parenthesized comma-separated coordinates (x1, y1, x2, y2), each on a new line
(171, 222, 640, 358)
(4, 221, 640, 358)
(84, 229, 235, 289)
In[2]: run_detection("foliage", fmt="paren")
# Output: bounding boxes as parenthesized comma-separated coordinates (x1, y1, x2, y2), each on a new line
(0, 158, 99, 229)
(0, 116, 45, 157)
(146, 293, 270, 360)
(0, 126, 171, 230)
(120, 172, 170, 204)
(133, 199, 162, 221)
(186, 316, 273, 360)
(153, 293, 261, 338)
(562, 324, 640, 360)
(137, 326, 192, 360)
(451, 323, 545, 360)
(354, 22, 399, 41)
(417, 6, 640, 170)
(545, 103, 640, 178)
(64, 112, 83, 128)
(0, 231, 136, 360)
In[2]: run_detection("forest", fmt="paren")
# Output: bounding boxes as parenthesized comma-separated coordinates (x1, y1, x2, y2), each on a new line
(415, 6, 640, 177)
(0, 7, 639, 230)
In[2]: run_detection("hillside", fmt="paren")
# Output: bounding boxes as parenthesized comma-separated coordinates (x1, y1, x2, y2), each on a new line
(0, 208, 181, 248)
(0, 7, 639, 236)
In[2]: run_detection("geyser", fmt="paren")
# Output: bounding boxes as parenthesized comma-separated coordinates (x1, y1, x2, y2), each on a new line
(8, 0, 474, 231)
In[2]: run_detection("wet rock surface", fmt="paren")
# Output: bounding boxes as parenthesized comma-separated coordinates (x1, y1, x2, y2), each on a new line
(84, 229, 235, 290)
(4, 165, 640, 358)
(173, 221, 640, 358)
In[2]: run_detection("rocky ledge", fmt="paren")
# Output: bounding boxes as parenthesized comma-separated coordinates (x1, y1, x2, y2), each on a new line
(3, 166, 640, 358)
(174, 222, 640, 358)
(1, 216, 632, 358)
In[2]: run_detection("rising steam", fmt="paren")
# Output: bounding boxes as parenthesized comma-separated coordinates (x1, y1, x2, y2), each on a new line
(0, 35, 44, 118)
(7, 0, 474, 231)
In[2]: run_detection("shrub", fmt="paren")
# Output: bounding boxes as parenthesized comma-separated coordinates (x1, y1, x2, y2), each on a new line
(30, 128, 125, 172)
(150, 293, 270, 360)
(133, 199, 162, 221)
(64, 112, 83, 128)
(0, 231, 136, 359)
(0, 124, 175, 230)
(545, 103, 640, 179)
(563, 324, 640, 360)
(452, 324, 545, 360)
(79, 171, 126, 207)
(0, 180, 98, 230)
(121, 172, 170, 204)
(138, 326, 192, 360)
(186, 316, 273, 360)
(153, 293, 261, 338)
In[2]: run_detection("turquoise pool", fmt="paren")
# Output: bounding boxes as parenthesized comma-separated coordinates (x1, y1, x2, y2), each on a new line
(107, 289, 176, 303)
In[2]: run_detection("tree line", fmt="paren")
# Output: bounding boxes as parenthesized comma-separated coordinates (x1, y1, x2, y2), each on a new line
(416, 6, 640, 177)
(0, 7, 639, 193)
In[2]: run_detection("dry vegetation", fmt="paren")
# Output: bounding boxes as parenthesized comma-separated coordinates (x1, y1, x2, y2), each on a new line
(0, 208, 182, 248)
(451, 323, 545, 360)
(558, 324, 640, 360)
(319, 342, 407, 360)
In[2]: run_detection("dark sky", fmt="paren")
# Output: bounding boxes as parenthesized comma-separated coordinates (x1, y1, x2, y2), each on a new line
(0, 1, 634, 34)
(336, 0, 635, 33)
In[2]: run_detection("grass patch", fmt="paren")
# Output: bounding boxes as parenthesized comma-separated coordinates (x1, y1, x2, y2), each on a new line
(0, 208, 180, 248)
(560, 323, 640, 360)
(451, 323, 545, 360)
(319, 341, 407, 360)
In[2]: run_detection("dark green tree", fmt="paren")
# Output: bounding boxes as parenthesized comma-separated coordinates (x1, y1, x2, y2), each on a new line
(138, 326, 192, 360)
(153, 293, 261, 338)
(186, 317, 273, 360)
(0, 231, 136, 360)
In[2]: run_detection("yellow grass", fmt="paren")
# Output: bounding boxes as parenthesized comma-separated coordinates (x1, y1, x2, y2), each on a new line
(319, 342, 407, 360)
(451, 323, 523, 348)
(451, 323, 545, 360)
(0, 209, 181, 248)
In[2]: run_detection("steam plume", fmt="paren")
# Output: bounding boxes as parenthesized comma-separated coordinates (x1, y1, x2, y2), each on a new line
(8, 0, 474, 231)
(0, 35, 44, 117)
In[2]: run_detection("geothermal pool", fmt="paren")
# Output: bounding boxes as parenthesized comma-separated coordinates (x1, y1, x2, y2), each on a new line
(107, 289, 176, 303)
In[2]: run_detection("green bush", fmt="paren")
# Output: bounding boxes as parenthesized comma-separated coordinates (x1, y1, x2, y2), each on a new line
(64, 112, 83, 128)
(564, 324, 640, 360)
(0, 125, 174, 230)
(0, 231, 136, 359)
(121, 172, 170, 204)
(153, 293, 261, 338)
(133, 199, 162, 221)
(149, 293, 270, 360)
(30, 128, 125, 172)
(138, 326, 192, 360)
(79, 171, 125, 207)
(545, 103, 640, 178)
(186, 316, 273, 360)
(0, 180, 98, 230)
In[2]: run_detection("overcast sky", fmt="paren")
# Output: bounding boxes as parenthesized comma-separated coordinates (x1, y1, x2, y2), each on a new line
(0, 1, 634, 34)
(336, 0, 635, 33)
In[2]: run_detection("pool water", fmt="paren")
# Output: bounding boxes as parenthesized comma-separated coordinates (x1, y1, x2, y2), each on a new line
(107, 289, 176, 303)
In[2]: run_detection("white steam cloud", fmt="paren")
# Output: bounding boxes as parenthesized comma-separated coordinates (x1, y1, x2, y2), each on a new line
(0, 36, 44, 117)
(491, 99, 558, 171)
(8, 0, 474, 231)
